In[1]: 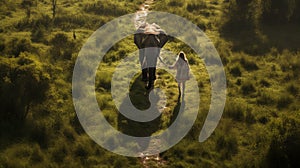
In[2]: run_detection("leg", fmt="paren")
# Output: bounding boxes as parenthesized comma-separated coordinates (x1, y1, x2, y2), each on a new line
(177, 82, 181, 101)
(142, 68, 148, 82)
(146, 67, 156, 90)
(178, 82, 181, 95)
(182, 82, 186, 100)
(139, 49, 148, 82)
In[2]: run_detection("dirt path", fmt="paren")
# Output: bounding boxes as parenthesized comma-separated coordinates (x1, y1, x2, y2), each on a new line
(133, 1, 169, 167)
(134, 0, 154, 28)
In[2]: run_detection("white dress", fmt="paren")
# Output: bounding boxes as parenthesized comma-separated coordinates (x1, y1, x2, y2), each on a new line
(174, 59, 190, 83)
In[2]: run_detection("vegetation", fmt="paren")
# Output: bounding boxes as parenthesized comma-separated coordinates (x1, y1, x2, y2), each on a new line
(0, 0, 299, 167)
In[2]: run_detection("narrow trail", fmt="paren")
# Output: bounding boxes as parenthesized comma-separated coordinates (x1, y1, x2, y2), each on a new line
(134, 1, 168, 167)
(132, 1, 225, 167)
(134, 0, 154, 29)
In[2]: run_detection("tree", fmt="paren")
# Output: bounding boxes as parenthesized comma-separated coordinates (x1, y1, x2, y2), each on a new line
(49, 33, 76, 60)
(0, 53, 50, 121)
(52, 0, 57, 18)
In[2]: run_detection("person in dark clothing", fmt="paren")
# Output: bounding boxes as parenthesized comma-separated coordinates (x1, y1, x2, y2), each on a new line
(134, 23, 168, 90)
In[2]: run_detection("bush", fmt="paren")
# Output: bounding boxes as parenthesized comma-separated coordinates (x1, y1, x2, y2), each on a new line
(258, 116, 269, 124)
(30, 124, 50, 148)
(30, 144, 44, 163)
(245, 107, 256, 124)
(216, 135, 238, 160)
(240, 57, 258, 71)
(168, 0, 184, 7)
(51, 142, 69, 163)
(286, 82, 299, 96)
(187, 2, 207, 12)
(257, 90, 275, 106)
(96, 71, 112, 91)
(0, 54, 50, 121)
(224, 101, 244, 121)
(241, 80, 256, 95)
(277, 93, 293, 109)
(0, 38, 5, 53)
(21, 0, 34, 8)
(230, 65, 242, 77)
(50, 33, 76, 60)
(6, 38, 33, 57)
(265, 117, 300, 167)
(75, 143, 89, 158)
(31, 14, 52, 29)
(31, 26, 46, 43)
(215, 40, 231, 65)
(259, 79, 271, 87)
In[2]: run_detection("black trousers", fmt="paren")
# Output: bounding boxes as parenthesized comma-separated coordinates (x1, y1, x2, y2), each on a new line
(142, 67, 156, 82)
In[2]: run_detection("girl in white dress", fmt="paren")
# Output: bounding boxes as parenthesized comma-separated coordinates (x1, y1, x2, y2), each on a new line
(169, 51, 190, 99)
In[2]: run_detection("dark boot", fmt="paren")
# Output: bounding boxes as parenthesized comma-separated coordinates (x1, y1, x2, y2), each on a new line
(148, 67, 156, 81)
(142, 68, 148, 82)
(146, 80, 154, 90)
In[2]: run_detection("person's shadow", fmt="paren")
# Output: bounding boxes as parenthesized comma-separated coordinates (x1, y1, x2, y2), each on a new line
(117, 73, 162, 150)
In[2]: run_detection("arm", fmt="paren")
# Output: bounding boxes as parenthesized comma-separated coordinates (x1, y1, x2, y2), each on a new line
(158, 34, 168, 48)
(169, 61, 178, 69)
(134, 33, 143, 49)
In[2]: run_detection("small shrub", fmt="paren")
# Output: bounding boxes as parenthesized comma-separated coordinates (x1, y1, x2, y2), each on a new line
(75, 144, 89, 158)
(31, 26, 46, 43)
(52, 142, 68, 163)
(240, 57, 258, 71)
(50, 33, 69, 47)
(241, 80, 256, 95)
(50, 33, 75, 60)
(236, 78, 242, 85)
(113, 157, 129, 168)
(257, 91, 275, 105)
(30, 124, 49, 148)
(31, 14, 52, 29)
(258, 116, 269, 124)
(215, 40, 231, 65)
(216, 135, 238, 159)
(224, 101, 244, 121)
(6, 38, 33, 57)
(96, 71, 112, 90)
(0, 39, 5, 54)
(187, 2, 207, 12)
(286, 82, 299, 96)
(277, 93, 293, 109)
(230, 65, 242, 77)
(63, 126, 76, 142)
(259, 79, 271, 87)
(70, 115, 85, 134)
(245, 107, 255, 124)
(30, 145, 44, 163)
(168, 0, 184, 7)
(21, 0, 33, 8)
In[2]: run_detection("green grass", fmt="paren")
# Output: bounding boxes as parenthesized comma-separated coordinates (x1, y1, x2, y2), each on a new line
(0, 0, 300, 167)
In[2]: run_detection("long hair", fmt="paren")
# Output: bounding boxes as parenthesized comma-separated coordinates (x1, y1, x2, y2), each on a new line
(177, 51, 188, 64)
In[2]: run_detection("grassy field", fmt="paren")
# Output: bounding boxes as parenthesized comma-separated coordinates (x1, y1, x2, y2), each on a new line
(1, 0, 300, 167)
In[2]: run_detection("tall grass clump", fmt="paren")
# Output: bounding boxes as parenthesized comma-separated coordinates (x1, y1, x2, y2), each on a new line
(257, 90, 276, 106)
(240, 57, 258, 71)
(277, 93, 293, 109)
(224, 100, 244, 121)
(241, 80, 256, 95)
(229, 65, 242, 77)
(186, 1, 207, 12)
(215, 134, 238, 160)
(286, 82, 299, 97)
